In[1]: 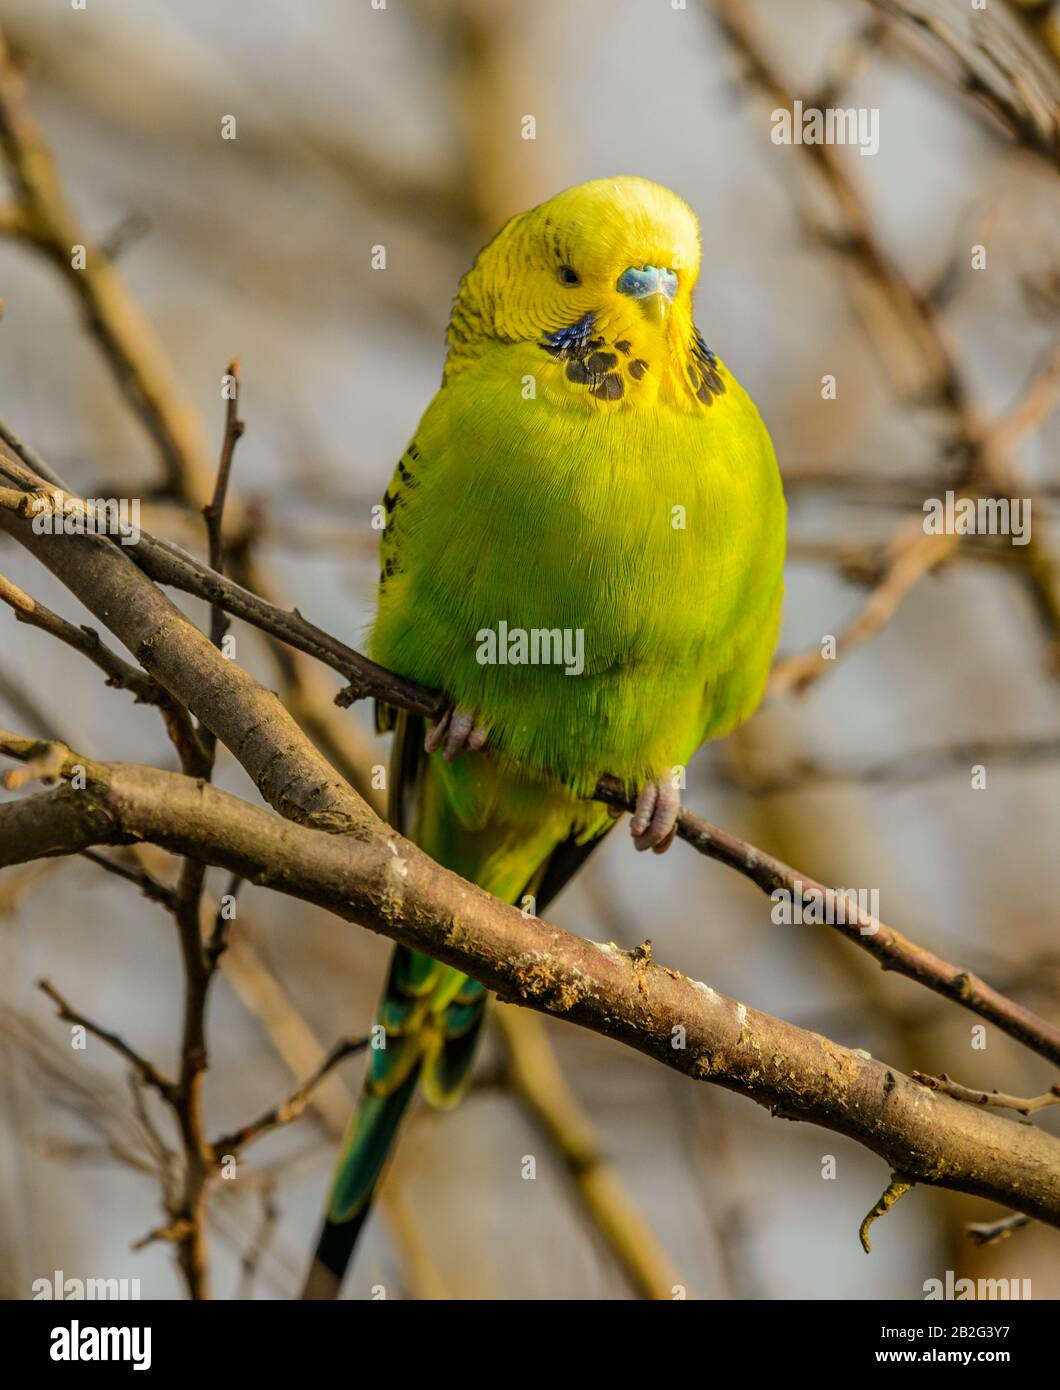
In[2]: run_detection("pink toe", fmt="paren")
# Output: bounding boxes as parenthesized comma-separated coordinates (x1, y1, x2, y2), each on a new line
(424, 709, 451, 754)
(443, 709, 475, 761)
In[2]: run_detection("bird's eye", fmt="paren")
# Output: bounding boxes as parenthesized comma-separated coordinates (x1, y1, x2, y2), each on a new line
(558, 266, 580, 286)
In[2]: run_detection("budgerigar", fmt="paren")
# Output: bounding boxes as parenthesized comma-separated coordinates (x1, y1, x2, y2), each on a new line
(302, 176, 785, 1297)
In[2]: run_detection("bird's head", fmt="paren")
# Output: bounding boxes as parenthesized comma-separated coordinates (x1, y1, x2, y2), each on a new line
(446, 177, 723, 411)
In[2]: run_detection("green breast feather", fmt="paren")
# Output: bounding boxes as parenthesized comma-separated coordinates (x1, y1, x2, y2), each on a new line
(373, 347, 785, 802)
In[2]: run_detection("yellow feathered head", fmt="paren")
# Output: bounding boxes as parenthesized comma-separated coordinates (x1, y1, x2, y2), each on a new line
(446, 178, 719, 410)
(453, 176, 700, 338)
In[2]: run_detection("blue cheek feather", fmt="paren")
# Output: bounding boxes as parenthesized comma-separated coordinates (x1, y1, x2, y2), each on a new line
(543, 313, 596, 355)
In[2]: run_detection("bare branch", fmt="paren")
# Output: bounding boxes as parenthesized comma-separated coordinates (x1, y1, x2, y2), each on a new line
(210, 1034, 370, 1158)
(2, 750, 1060, 1230)
(496, 1005, 684, 1299)
(864, 0, 1060, 165)
(0, 27, 216, 501)
(202, 359, 246, 652)
(594, 776, 1060, 1068)
(914, 1071, 1060, 1115)
(2, 445, 1059, 1067)
(37, 977, 177, 1103)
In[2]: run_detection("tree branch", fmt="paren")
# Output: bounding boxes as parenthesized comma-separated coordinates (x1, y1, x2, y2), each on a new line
(914, 1070, 1060, 1115)
(3, 749, 1060, 1231)
(37, 977, 177, 1103)
(3, 454, 1060, 1067)
(210, 1034, 370, 1158)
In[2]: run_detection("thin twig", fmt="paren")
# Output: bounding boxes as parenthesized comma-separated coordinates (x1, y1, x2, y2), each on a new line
(593, 774, 1060, 1069)
(79, 850, 177, 912)
(210, 1034, 371, 1158)
(0, 443, 443, 722)
(205, 872, 244, 970)
(37, 977, 177, 1103)
(914, 1071, 1060, 1115)
(202, 358, 246, 652)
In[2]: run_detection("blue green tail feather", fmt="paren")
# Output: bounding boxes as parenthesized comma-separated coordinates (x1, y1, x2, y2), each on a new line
(303, 710, 612, 1297)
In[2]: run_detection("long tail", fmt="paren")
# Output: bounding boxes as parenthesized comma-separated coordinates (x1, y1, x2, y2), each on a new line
(301, 711, 609, 1298)
(301, 945, 487, 1298)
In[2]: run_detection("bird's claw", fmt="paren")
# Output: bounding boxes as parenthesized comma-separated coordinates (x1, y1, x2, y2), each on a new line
(424, 705, 489, 761)
(629, 779, 680, 853)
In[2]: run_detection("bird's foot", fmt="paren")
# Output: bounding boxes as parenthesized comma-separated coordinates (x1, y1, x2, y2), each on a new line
(424, 705, 489, 761)
(628, 779, 680, 854)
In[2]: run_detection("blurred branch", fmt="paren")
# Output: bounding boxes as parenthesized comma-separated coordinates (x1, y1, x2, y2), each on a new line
(37, 977, 177, 1103)
(769, 517, 957, 697)
(711, 0, 1060, 683)
(210, 1034, 370, 1158)
(495, 1005, 684, 1299)
(236, 1185, 279, 1301)
(0, 26, 215, 502)
(0, 1010, 165, 1180)
(214, 932, 449, 1299)
(966, 1211, 1032, 1245)
(719, 733, 1060, 795)
(864, 0, 1060, 165)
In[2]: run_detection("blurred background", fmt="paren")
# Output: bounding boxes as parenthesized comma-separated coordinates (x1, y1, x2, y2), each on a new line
(1, 0, 1058, 1299)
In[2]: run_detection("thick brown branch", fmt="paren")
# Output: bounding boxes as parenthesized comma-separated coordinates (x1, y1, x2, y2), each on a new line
(0, 462, 372, 831)
(2, 753, 1060, 1230)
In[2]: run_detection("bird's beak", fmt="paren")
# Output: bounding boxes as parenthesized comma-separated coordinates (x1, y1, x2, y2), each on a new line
(616, 265, 678, 324)
(637, 291, 670, 325)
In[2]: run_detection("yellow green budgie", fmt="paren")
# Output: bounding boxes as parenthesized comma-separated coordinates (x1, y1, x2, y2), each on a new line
(303, 176, 785, 1297)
